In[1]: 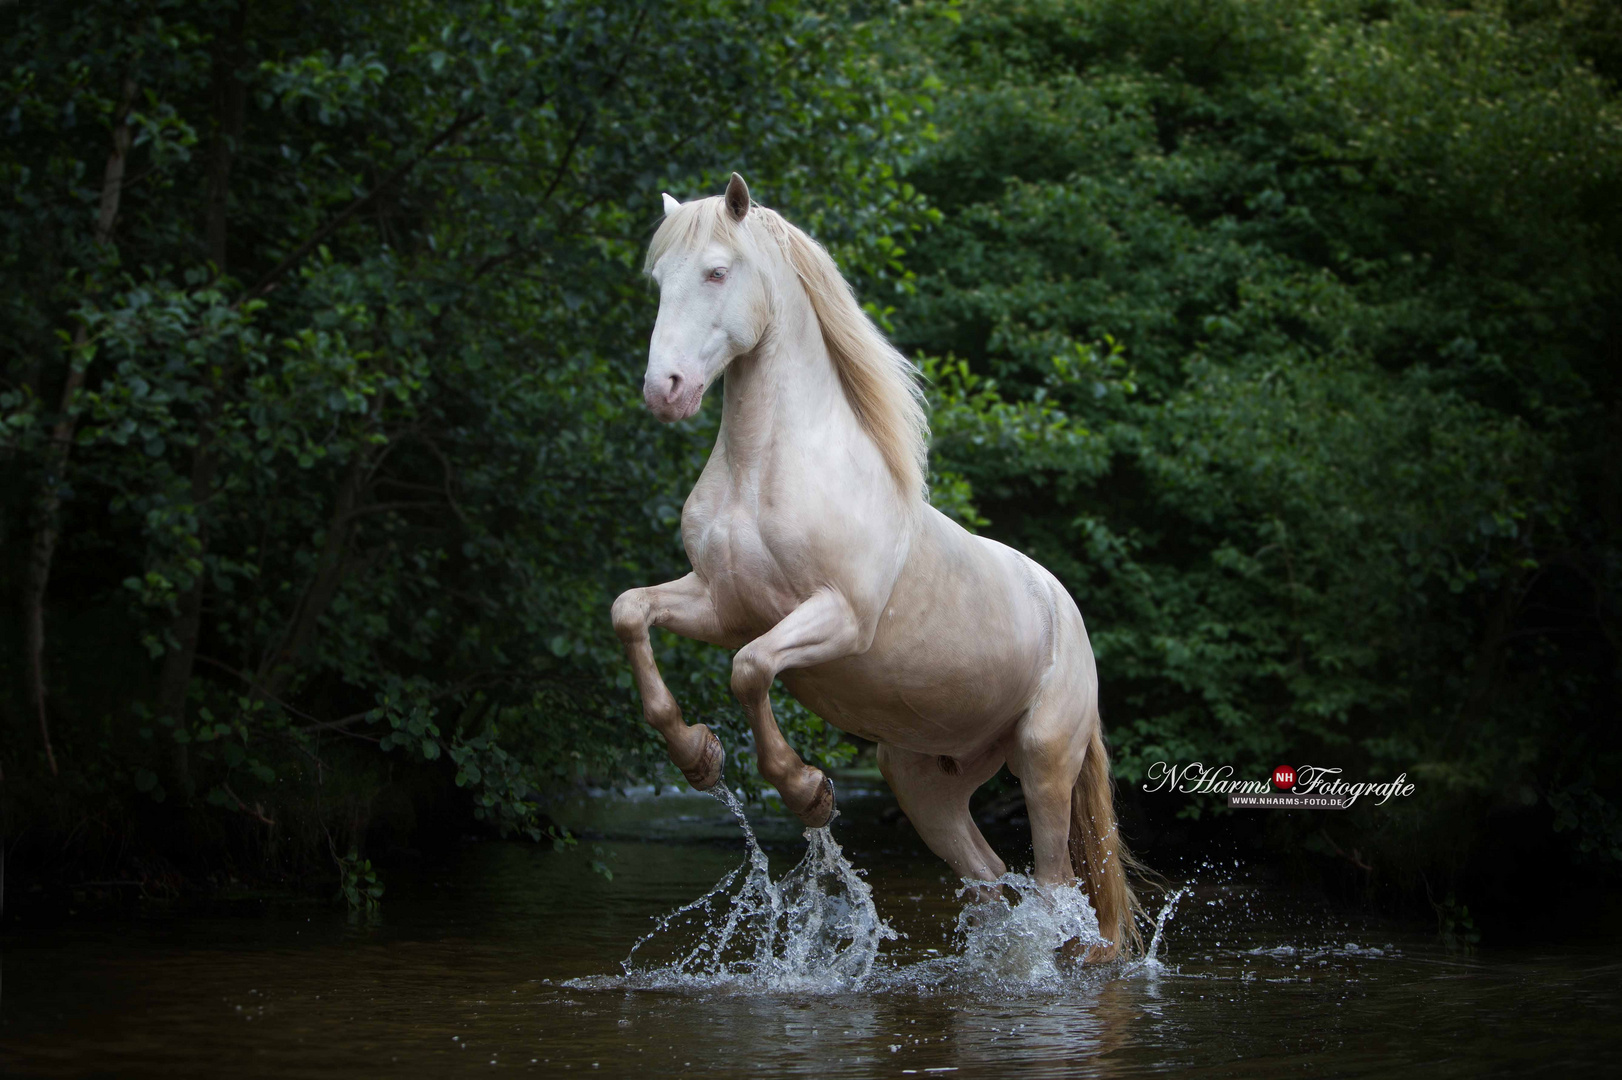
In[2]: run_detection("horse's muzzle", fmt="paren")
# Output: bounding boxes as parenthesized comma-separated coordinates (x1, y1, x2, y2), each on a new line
(644, 370, 703, 421)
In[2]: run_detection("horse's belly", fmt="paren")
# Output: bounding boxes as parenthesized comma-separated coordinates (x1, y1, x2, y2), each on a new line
(779, 539, 1054, 757)
(780, 657, 1028, 757)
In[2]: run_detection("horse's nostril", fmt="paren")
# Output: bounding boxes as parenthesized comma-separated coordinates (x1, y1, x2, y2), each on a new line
(667, 373, 683, 402)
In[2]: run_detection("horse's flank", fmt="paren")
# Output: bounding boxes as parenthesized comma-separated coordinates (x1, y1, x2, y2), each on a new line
(646, 195, 929, 500)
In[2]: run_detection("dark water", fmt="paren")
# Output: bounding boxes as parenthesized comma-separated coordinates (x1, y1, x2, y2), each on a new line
(2, 783, 1618, 1078)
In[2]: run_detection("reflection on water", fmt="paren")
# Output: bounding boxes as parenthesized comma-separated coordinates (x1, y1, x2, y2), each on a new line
(2, 782, 1619, 1078)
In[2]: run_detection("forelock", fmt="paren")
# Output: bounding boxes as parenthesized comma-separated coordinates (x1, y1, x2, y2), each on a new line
(644, 196, 743, 273)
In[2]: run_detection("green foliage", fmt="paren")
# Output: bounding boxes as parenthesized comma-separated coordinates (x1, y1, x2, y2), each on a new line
(0, 0, 933, 871)
(896, 0, 1622, 876)
(335, 845, 384, 919)
(1, 0, 1618, 899)
(1431, 889, 1481, 952)
(1550, 775, 1622, 866)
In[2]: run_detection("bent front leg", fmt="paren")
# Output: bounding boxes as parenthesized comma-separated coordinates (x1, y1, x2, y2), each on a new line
(731, 588, 866, 827)
(612, 573, 729, 790)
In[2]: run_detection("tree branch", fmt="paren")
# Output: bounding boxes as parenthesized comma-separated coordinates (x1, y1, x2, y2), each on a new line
(236, 107, 487, 306)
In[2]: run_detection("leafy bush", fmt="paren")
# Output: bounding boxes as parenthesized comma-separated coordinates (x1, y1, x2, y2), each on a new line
(0, 0, 931, 878)
(895, 0, 1622, 882)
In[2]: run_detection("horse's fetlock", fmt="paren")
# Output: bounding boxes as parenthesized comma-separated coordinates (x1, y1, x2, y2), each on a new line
(757, 747, 799, 788)
(645, 700, 681, 729)
(643, 686, 681, 728)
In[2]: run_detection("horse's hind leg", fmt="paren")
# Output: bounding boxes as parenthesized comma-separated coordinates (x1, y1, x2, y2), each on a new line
(1007, 637, 1140, 959)
(1006, 674, 1093, 890)
(612, 573, 733, 790)
(878, 744, 1007, 884)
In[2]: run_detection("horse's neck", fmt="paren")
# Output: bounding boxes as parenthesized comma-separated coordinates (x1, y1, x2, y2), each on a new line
(717, 285, 856, 486)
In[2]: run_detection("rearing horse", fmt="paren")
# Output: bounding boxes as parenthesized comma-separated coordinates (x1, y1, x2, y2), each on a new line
(612, 174, 1142, 957)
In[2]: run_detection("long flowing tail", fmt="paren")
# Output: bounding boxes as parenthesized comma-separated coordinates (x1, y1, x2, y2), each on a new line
(1069, 725, 1145, 958)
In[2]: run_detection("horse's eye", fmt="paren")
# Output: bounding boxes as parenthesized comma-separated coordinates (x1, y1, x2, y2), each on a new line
(708, 267, 727, 282)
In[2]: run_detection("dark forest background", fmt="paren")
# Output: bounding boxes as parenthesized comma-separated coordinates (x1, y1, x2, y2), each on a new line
(3, 0, 1619, 935)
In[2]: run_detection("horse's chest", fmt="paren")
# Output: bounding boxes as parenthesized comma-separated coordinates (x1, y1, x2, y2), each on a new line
(684, 504, 799, 635)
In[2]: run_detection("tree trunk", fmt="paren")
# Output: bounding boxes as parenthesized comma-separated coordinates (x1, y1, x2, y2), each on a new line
(256, 453, 369, 704)
(156, 449, 220, 786)
(204, 1, 247, 274)
(160, 4, 249, 787)
(21, 78, 137, 777)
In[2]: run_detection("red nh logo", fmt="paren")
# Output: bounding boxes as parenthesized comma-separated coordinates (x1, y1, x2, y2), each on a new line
(1272, 765, 1297, 790)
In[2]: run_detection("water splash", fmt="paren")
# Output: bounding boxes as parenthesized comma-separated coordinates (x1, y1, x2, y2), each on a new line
(588, 782, 896, 993)
(943, 874, 1108, 989)
(567, 784, 1189, 996)
(1143, 886, 1189, 969)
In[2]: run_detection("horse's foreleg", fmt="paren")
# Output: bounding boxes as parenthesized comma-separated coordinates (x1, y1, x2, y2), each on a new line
(612, 573, 728, 790)
(730, 588, 863, 827)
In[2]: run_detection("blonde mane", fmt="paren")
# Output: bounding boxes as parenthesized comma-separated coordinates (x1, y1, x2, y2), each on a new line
(646, 196, 929, 499)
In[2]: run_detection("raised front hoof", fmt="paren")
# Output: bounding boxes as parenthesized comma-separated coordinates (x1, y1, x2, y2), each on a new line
(793, 774, 836, 828)
(681, 727, 724, 792)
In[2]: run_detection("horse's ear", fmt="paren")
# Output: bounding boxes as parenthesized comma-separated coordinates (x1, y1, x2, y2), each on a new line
(661, 192, 681, 216)
(725, 172, 750, 222)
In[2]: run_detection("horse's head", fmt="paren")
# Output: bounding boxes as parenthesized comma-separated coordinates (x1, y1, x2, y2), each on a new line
(641, 173, 766, 422)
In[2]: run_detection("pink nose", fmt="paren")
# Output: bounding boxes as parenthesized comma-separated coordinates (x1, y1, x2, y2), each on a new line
(642, 363, 700, 418)
(643, 370, 696, 419)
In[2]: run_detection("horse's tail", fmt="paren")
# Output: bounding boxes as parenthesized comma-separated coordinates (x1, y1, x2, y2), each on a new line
(1070, 724, 1145, 959)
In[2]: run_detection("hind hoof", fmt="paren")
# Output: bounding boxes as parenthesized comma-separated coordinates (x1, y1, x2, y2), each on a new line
(1060, 937, 1121, 966)
(681, 728, 724, 791)
(794, 774, 835, 828)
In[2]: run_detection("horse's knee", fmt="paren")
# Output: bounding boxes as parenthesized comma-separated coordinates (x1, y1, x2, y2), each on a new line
(730, 645, 771, 703)
(611, 589, 648, 643)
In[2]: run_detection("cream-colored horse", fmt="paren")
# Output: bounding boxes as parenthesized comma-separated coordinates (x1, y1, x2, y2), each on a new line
(612, 174, 1142, 957)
